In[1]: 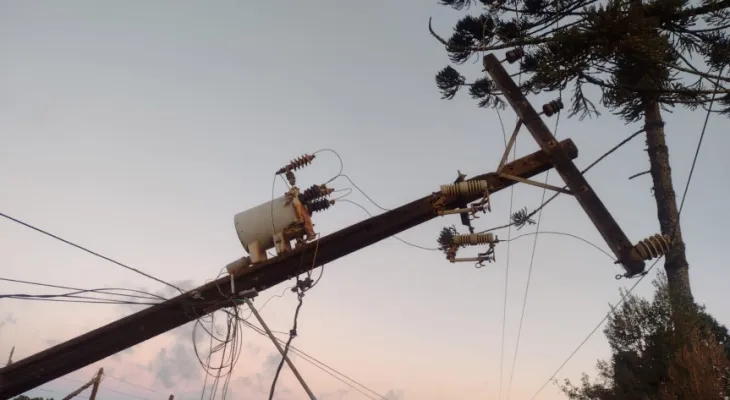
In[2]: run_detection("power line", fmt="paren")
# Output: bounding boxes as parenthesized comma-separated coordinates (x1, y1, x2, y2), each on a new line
(105, 373, 163, 395)
(506, 109, 563, 400)
(496, 107, 515, 400)
(338, 199, 439, 251)
(0, 277, 164, 301)
(504, 231, 615, 262)
(1, 296, 160, 306)
(0, 212, 183, 294)
(529, 70, 720, 400)
(236, 318, 386, 400)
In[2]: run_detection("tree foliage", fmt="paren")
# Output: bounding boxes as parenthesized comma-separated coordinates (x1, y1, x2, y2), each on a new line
(432, 0, 730, 122)
(560, 272, 730, 399)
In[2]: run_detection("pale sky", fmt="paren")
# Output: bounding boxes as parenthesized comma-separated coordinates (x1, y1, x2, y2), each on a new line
(1, 2, 728, 400)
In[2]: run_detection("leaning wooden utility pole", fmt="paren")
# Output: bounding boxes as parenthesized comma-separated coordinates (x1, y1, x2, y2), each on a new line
(61, 368, 103, 400)
(483, 52, 668, 278)
(245, 297, 316, 400)
(5, 347, 13, 366)
(0, 141, 576, 399)
(88, 368, 103, 400)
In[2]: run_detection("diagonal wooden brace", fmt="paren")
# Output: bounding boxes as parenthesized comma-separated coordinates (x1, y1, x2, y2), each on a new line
(498, 172, 573, 195)
(484, 53, 646, 277)
(497, 120, 523, 172)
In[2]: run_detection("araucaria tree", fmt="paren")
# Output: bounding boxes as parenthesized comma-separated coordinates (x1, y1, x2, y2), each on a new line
(430, 0, 730, 323)
(560, 273, 730, 399)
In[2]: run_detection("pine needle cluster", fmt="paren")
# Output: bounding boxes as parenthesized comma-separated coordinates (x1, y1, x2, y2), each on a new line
(432, 0, 730, 122)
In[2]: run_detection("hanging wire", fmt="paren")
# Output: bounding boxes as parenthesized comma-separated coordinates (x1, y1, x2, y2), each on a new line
(312, 148, 345, 185)
(329, 174, 392, 212)
(337, 199, 439, 251)
(0, 212, 184, 294)
(0, 277, 165, 301)
(496, 106, 516, 400)
(232, 316, 387, 400)
(268, 232, 323, 400)
(506, 75, 565, 400)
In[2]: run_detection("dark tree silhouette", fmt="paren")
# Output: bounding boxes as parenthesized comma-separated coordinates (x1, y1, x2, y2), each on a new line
(430, 0, 730, 325)
(560, 273, 730, 399)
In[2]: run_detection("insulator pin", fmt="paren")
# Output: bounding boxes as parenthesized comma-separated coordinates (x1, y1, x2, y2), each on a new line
(440, 180, 489, 197)
(505, 48, 524, 64)
(633, 234, 672, 261)
(299, 184, 333, 203)
(542, 98, 564, 117)
(306, 199, 333, 215)
(452, 233, 496, 246)
(277, 154, 316, 175)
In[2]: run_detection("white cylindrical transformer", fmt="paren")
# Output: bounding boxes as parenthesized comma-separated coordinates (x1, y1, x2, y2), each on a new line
(234, 195, 299, 254)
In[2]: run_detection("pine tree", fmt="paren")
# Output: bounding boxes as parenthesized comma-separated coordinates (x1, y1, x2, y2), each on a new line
(430, 0, 730, 325)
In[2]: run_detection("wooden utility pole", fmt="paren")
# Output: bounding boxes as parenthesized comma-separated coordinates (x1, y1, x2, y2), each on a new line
(61, 368, 103, 400)
(5, 347, 13, 366)
(484, 53, 648, 277)
(0, 141, 577, 398)
(88, 368, 103, 400)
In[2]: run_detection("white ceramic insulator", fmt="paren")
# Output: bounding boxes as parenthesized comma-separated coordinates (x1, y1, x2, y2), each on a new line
(440, 180, 489, 197)
(234, 195, 299, 254)
(225, 257, 251, 275)
(452, 233, 495, 246)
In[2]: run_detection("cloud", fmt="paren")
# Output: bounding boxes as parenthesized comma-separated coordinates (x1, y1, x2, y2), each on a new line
(384, 389, 405, 400)
(148, 342, 201, 389)
(319, 388, 349, 400)
(246, 341, 262, 355)
(0, 313, 17, 333)
(262, 350, 297, 375)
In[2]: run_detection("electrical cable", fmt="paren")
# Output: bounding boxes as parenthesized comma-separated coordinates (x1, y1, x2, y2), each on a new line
(267, 232, 323, 400)
(0, 212, 184, 294)
(496, 107, 515, 400)
(337, 199, 439, 251)
(330, 174, 392, 212)
(239, 285, 292, 321)
(0, 277, 165, 301)
(332, 187, 353, 201)
(313, 148, 345, 185)
(235, 317, 386, 400)
(268, 293, 305, 400)
(503, 230, 615, 262)
(98, 385, 151, 400)
(0, 288, 156, 301)
(0, 296, 161, 306)
(105, 373, 163, 395)
(506, 100, 564, 400)
(528, 68, 721, 400)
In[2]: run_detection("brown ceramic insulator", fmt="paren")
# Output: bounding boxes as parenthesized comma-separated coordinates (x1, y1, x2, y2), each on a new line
(505, 48, 524, 64)
(306, 199, 332, 215)
(542, 98, 564, 117)
(276, 154, 316, 175)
